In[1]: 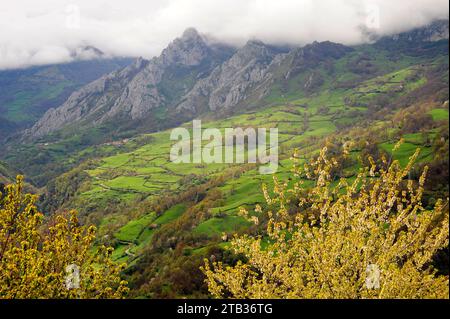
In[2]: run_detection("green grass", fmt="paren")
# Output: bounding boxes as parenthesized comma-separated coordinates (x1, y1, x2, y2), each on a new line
(154, 204, 186, 224)
(115, 213, 156, 242)
(194, 215, 252, 237)
(111, 204, 188, 262)
(111, 244, 129, 262)
(429, 108, 449, 121)
(380, 142, 433, 167)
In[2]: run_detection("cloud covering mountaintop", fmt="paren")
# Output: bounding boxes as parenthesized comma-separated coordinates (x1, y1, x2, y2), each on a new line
(1, 0, 448, 69)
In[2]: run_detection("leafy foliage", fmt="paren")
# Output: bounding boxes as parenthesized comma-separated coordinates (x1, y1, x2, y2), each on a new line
(202, 146, 449, 298)
(0, 176, 129, 298)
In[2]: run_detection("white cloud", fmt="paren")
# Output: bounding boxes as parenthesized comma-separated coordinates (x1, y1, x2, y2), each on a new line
(0, 0, 448, 69)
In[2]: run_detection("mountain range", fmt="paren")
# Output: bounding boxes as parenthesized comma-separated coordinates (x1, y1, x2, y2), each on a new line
(23, 20, 449, 143)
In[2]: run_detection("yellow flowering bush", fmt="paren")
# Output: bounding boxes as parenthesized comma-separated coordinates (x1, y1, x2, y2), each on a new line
(202, 147, 449, 298)
(0, 176, 129, 299)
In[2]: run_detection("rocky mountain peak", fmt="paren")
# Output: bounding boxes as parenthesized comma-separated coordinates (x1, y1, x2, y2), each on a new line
(241, 39, 270, 52)
(226, 40, 274, 67)
(159, 28, 210, 66)
(133, 56, 148, 69)
(245, 39, 265, 47)
(181, 27, 202, 41)
(176, 39, 280, 113)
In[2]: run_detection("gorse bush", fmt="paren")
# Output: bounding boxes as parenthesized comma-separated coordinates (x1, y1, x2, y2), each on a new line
(202, 144, 449, 298)
(0, 176, 129, 299)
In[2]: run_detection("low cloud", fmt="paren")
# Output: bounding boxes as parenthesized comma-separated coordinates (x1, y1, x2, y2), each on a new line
(0, 0, 448, 69)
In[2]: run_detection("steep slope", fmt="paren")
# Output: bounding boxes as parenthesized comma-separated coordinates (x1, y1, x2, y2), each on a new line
(0, 57, 132, 139)
(27, 29, 235, 139)
(25, 38, 353, 139)
(176, 40, 286, 113)
(176, 40, 353, 116)
(26, 58, 150, 138)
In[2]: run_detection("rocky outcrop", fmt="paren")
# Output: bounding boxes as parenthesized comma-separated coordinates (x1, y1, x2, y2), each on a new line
(176, 40, 353, 113)
(104, 28, 222, 120)
(160, 28, 213, 66)
(176, 40, 282, 112)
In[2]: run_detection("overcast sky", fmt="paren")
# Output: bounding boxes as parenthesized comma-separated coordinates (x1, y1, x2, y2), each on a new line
(0, 0, 448, 69)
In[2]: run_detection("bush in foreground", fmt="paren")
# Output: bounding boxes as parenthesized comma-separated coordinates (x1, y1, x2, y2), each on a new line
(0, 176, 129, 299)
(203, 146, 449, 298)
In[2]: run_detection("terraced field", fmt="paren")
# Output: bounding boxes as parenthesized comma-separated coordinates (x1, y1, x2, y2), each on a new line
(111, 204, 187, 263)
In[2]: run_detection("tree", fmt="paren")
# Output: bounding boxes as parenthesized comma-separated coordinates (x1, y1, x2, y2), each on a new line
(0, 176, 129, 299)
(202, 146, 449, 299)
